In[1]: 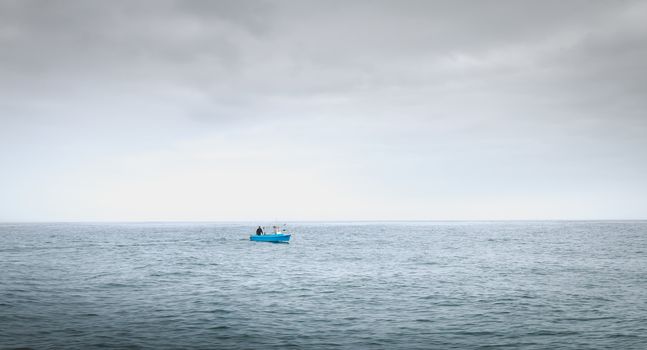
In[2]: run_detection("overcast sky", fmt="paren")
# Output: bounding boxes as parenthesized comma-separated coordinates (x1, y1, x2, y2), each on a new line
(1, 0, 646, 221)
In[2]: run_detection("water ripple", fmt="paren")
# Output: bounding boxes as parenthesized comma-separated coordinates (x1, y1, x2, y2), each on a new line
(1, 221, 646, 349)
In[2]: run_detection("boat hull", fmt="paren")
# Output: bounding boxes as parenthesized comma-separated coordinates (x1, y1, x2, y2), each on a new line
(250, 234, 291, 242)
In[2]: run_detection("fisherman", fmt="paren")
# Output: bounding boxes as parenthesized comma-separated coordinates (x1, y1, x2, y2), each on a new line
(256, 226, 263, 235)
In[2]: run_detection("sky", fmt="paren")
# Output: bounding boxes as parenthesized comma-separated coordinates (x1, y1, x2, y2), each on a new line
(1, 0, 646, 221)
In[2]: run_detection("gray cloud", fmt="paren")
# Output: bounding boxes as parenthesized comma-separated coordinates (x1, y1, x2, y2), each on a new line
(1, 0, 646, 220)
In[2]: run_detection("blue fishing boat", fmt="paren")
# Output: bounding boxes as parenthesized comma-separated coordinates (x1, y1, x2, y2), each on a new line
(249, 233, 291, 242)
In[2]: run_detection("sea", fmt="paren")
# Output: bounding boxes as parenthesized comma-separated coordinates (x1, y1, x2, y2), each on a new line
(1, 221, 646, 349)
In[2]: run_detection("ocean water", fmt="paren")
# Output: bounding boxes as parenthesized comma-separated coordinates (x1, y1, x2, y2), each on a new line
(1, 221, 646, 349)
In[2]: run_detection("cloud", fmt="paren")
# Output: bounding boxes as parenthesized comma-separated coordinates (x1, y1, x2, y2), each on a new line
(1, 0, 646, 220)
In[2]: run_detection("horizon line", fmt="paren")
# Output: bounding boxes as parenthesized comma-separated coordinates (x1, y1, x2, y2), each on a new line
(1, 219, 646, 224)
